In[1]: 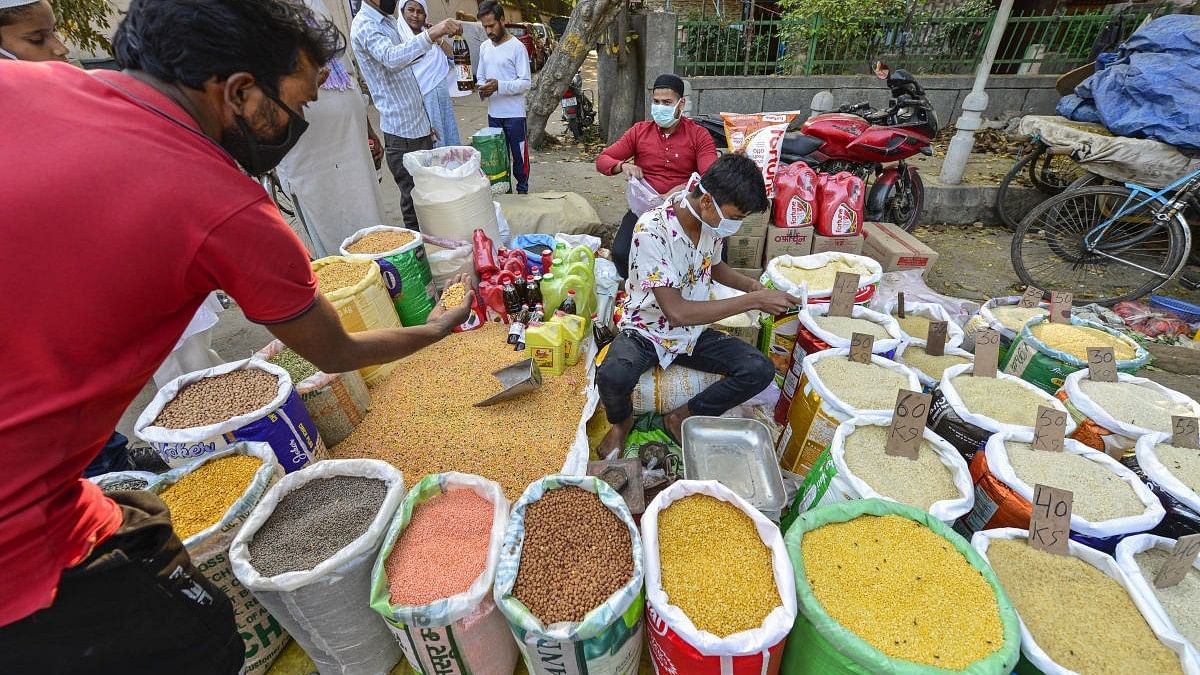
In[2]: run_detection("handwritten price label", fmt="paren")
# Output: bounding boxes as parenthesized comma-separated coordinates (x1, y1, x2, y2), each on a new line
(1155, 534, 1200, 588)
(1087, 347, 1118, 382)
(1049, 291, 1073, 324)
(897, 292, 906, 318)
(1032, 406, 1067, 452)
(886, 390, 932, 459)
(848, 332, 874, 364)
(1018, 286, 1043, 308)
(974, 328, 1000, 378)
(1173, 416, 1200, 450)
(1029, 484, 1073, 555)
(828, 272, 859, 318)
(926, 320, 948, 357)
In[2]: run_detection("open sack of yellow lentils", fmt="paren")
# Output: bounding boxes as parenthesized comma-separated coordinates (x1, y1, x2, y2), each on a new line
(97, 237, 1200, 675)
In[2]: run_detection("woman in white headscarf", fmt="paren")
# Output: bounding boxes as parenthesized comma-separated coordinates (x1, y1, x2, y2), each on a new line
(399, 0, 461, 147)
(275, 0, 389, 256)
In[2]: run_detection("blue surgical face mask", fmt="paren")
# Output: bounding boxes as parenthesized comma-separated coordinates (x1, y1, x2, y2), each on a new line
(681, 174, 743, 237)
(650, 102, 680, 128)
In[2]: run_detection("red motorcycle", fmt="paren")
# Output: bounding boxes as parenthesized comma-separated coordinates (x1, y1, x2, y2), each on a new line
(782, 66, 938, 231)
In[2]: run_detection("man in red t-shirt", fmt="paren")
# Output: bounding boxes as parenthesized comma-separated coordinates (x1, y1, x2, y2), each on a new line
(596, 73, 718, 277)
(0, 1, 471, 672)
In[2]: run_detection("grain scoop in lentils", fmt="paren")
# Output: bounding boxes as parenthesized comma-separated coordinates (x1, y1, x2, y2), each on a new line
(512, 487, 634, 625)
(152, 368, 280, 429)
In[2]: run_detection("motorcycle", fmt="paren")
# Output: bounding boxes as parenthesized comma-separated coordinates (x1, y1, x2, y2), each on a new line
(561, 72, 596, 141)
(784, 65, 938, 232)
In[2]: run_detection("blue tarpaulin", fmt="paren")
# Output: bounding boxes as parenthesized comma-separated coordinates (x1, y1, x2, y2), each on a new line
(1057, 15, 1200, 152)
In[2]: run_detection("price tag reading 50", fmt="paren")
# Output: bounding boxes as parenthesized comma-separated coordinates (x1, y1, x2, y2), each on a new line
(1032, 406, 1067, 452)
(1029, 484, 1073, 556)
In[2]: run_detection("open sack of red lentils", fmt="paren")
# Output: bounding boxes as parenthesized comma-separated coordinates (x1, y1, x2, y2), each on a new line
(368, 472, 517, 675)
(972, 528, 1198, 674)
(961, 430, 1165, 552)
(783, 499, 1021, 673)
(152, 442, 287, 675)
(642, 480, 797, 674)
(230, 459, 407, 675)
(134, 358, 325, 473)
(494, 475, 644, 675)
(1115, 534, 1200, 662)
(1056, 369, 1200, 455)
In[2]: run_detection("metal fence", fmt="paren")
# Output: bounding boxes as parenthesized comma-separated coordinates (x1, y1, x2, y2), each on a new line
(675, 6, 1161, 77)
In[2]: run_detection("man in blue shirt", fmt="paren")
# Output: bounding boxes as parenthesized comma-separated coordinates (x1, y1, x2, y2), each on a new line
(352, 0, 460, 229)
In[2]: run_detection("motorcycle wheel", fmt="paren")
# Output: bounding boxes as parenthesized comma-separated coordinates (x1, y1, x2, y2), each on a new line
(568, 118, 583, 141)
(881, 167, 924, 232)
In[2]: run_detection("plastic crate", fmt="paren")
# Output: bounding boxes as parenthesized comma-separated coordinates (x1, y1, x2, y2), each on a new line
(1150, 294, 1200, 324)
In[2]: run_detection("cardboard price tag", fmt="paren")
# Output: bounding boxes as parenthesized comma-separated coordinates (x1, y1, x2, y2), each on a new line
(1173, 416, 1200, 450)
(926, 321, 948, 357)
(1087, 347, 1118, 382)
(886, 390, 932, 460)
(848, 332, 874, 364)
(1032, 406, 1067, 452)
(1029, 484, 1073, 555)
(897, 292, 906, 318)
(1049, 291, 1073, 324)
(974, 328, 1000, 378)
(828, 272, 859, 318)
(1155, 534, 1200, 589)
(1018, 286, 1043, 308)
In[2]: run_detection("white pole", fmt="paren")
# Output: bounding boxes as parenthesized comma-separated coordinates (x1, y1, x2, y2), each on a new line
(940, 0, 1015, 185)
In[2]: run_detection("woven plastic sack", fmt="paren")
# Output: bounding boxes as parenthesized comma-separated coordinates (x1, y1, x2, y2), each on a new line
(631, 365, 722, 415)
(957, 430, 1165, 552)
(961, 296, 1048, 357)
(927, 363, 1075, 463)
(1117, 533, 1200, 663)
(880, 299, 965, 348)
(495, 475, 645, 675)
(1136, 432, 1200, 517)
(776, 348, 920, 476)
(782, 499, 1021, 674)
(642, 480, 797, 674)
(761, 252, 882, 303)
(153, 443, 288, 675)
(229, 459, 406, 675)
(406, 146, 500, 241)
(134, 358, 326, 472)
(341, 226, 437, 327)
(253, 340, 371, 448)
(370, 472, 516, 675)
(1000, 316, 1149, 395)
(1056, 369, 1200, 456)
(313, 255, 403, 386)
(626, 175, 664, 217)
(1121, 445, 1200, 541)
(88, 470, 161, 493)
(471, 127, 511, 194)
(972, 528, 1197, 675)
(894, 342, 974, 391)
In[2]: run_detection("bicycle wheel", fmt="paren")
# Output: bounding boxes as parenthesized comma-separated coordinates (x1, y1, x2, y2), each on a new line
(1011, 185, 1191, 304)
(1028, 148, 1087, 194)
(997, 149, 1039, 230)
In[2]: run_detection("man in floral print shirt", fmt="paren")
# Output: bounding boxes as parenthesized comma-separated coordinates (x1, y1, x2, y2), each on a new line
(596, 154, 801, 455)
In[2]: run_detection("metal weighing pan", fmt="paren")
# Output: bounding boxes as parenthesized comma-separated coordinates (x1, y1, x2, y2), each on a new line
(681, 416, 787, 520)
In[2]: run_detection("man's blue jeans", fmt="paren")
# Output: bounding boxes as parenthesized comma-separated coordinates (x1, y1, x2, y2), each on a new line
(488, 115, 529, 194)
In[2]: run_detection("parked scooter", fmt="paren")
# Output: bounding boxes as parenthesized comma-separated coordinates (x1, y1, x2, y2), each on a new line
(561, 72, 596, 141)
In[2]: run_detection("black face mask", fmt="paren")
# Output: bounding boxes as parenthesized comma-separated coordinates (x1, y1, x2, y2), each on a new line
(379, 0, 398, 14)
(221, 92, 309, 176)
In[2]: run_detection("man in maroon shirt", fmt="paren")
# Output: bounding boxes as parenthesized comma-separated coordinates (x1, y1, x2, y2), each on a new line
(0, 0, 471, 672)
(596, 73, 718, 277)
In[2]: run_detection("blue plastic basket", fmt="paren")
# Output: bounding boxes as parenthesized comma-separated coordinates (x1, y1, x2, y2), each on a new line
(1150, 294, 1200, 324)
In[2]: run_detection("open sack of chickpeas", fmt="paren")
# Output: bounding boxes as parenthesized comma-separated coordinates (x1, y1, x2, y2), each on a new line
(134, 358, 325, 473)
(641, 480, 797, 673)
(493, 475, 645, 675)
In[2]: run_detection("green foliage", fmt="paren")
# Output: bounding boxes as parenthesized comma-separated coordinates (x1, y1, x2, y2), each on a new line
(777, 0, 905, 73)
(54, 0, 113, 55)
(679, 12, 776, 76)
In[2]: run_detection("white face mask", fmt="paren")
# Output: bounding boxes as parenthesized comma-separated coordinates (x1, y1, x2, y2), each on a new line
(680, 174, 742, 237)
(0, 47, 18, 60)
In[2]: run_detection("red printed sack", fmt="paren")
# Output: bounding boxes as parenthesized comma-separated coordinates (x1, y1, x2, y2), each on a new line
(815, 172, 865, 236)
(772, 163, 818, 228)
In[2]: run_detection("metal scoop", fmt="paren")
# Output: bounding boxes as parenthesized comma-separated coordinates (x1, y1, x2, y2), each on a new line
(474, 358, 543, 407)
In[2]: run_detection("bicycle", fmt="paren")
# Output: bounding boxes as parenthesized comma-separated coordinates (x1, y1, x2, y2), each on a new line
(1010, 167, 1200, 305)
(996, 138, 1094, 230)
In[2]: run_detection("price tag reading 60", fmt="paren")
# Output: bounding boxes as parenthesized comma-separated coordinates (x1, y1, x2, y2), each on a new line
(886, 389, 932, 459)
(1029, 484, 1073, 555)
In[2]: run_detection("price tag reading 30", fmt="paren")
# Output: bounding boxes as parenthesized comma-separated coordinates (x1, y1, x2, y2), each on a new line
(828, 272, 860, 318)
(886, 389, 932, 460)
(1155, 534, 1200, 589)
(973, 328, 1000, 378)
(1173, 416, 1200, 450)
(848, 332, 874, 364)
(1032, 406, 1067, 452)
(1087, 347, 1118, 382)
(1029, 484, 1073, 556)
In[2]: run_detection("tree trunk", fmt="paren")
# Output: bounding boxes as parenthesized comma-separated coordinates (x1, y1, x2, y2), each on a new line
(604, 9, 640, 144)
(526, 0, 627, 148)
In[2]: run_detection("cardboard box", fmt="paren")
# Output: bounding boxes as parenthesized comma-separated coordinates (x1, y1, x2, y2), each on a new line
(763, 225, 815, 263)
(726, 231, 765, 268)
(812, 233, 864, 255)
(862, 221, 939, 274)
(739, 211, 769, 239)
(731, 267, 764, 282)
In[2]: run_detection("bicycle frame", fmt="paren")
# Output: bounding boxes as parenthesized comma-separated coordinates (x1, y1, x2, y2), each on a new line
(1082, 167, 1200, 250)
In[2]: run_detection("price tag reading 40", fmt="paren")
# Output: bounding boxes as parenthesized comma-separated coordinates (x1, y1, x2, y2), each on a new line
(886, 390, 932, 459)
(828, 272, 860, 318)
(1032, 406, 1067, 452)
(1030, 484, 1073, 556)
(1155, 534, 1200, 589)
(1087, 347, 1118, 382)
(1173, 416, 1200, 450)
(848, 332, 875, 364)
(974, 328, 1000, 378)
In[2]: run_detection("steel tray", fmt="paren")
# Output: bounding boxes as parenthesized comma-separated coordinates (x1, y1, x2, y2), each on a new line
(681, 416, 786, 516)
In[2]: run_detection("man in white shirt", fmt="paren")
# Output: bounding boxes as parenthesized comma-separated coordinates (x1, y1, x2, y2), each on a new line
(595, 154, 800, 455)
(351, 0, 460, 228)
(476, 0, 531, 194)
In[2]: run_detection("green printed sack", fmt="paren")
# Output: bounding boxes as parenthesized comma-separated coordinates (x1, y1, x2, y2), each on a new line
(999, 316, 1148, 395)
(472, 127, 511, 194)
(782, 499, 1022, 674)
(340, 226, 437, 327)
(152, 442, 289, 675)
(495, 475, 645, 675)
(370, 472, 516, 675)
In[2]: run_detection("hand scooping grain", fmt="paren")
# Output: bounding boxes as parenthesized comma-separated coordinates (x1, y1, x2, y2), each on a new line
(345, 230, 416, 254)
(440, 282, 466, 310)
(152, 369, 280, 429)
